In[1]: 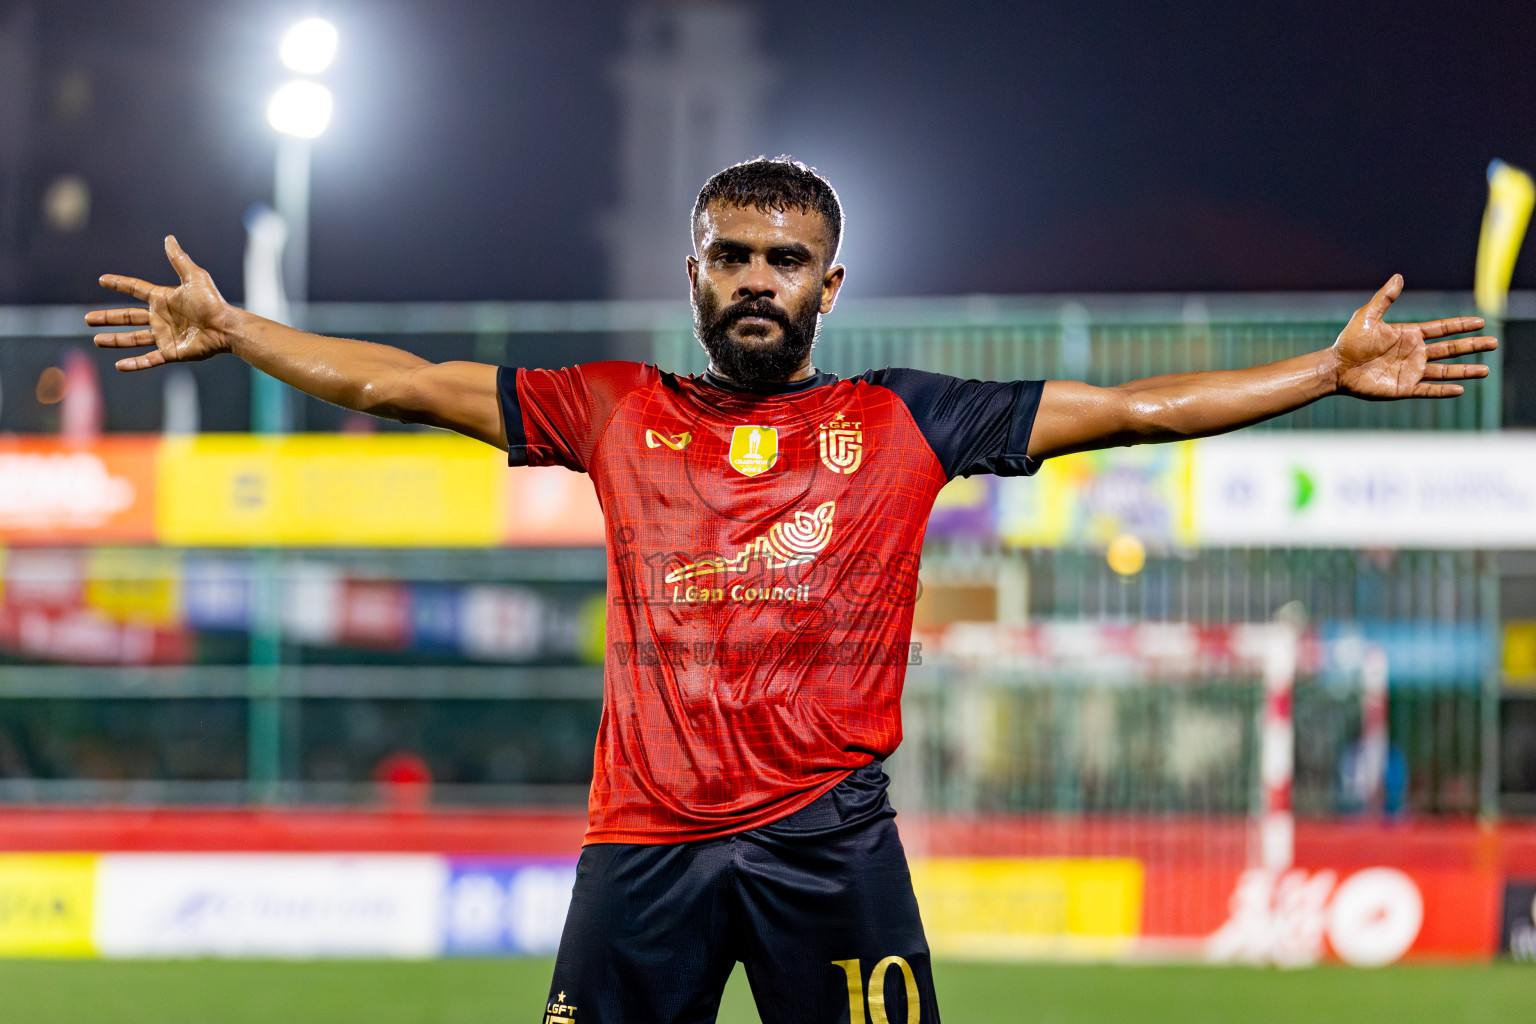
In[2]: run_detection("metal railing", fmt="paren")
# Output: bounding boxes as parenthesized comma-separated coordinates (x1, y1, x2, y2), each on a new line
(0, 293, 1521, 812)
(0, 289, 1513, 433)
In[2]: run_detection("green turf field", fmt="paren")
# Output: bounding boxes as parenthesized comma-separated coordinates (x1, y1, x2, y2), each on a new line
(0, 958, 1528, 1023)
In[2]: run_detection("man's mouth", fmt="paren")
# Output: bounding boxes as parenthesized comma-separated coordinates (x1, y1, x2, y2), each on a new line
(728, 315, 782, 336)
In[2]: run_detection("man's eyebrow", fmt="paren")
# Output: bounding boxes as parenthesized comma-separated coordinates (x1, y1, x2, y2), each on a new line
(703, 239, 817, 262)
(768, 243, 815, 261)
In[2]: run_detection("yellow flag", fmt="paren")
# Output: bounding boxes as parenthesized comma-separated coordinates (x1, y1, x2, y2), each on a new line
(1475, 159, 1535, 316)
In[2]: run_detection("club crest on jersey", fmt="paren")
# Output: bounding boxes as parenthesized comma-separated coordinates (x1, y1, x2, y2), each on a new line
(818, 416, 864, 475)
(544, 990, 576, 1024)
(728, 425, 778, 477)
(644, 428, 691, 450)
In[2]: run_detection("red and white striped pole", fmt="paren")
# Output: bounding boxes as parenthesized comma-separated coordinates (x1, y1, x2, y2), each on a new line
(1359, 644, 1390, 815)
(1259, 623, 1298, 870)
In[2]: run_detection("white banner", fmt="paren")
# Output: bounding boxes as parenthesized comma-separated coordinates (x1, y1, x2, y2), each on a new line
(94, 854, 446, 959)
(1192, 433, 1536, 548)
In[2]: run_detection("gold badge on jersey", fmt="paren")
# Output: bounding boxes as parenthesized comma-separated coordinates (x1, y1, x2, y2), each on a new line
(818, 416, 863, 475)
(644, 428, 691, 450)
(727, 425, 778, 477)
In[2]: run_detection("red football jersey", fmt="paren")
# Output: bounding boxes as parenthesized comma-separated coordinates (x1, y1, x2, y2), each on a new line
(501, 362, 1043, 843)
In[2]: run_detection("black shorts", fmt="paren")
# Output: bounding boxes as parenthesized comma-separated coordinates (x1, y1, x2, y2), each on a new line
(542, 762, 939, 1024)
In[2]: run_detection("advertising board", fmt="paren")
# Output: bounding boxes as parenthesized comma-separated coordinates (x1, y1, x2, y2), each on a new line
(502, 466, 606, 546)
(443, 859, 578, 955)
(1192, 433, 1536, 548)
(0, 854, 97, 957)
(0, 817, 1523, 964)
(1203, 865, 1500, 965)
(907, 857, 1143, 960)
(157, 435, 503, 547)
(6, 432, 1534, 550)
(0, 437, 157, 544)
(93, 854, 446, 959)
(997, 443, 1193, 549)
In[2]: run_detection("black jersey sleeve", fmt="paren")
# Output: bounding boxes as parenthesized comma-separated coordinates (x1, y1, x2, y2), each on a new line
(496, 366, 529, 466)
(862, 368, 1045, 479)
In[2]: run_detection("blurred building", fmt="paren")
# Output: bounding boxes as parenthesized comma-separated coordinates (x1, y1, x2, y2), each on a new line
(601, 0, 774, 299)
(0, 2, 39, 300)
(0, 0, 238, 306)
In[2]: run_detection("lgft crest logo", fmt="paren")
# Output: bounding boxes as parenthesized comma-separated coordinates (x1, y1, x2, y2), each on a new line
(819, 416, 863, 475)
(544, 991, 577, 1024)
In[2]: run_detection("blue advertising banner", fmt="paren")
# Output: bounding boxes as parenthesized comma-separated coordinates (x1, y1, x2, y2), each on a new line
(443, 859, 578, 956)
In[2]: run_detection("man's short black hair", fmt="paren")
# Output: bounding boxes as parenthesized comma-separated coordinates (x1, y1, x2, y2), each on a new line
(692, 156, 843, 263)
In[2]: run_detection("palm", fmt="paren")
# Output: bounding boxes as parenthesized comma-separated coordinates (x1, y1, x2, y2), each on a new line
(87, 236, 234, 372)
(1333, 275, 1495, 400)
(150, 277, 227, 362)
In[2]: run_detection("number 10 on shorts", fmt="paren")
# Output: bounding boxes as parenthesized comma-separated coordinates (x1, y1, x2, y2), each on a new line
(833, 957, 920, 1024)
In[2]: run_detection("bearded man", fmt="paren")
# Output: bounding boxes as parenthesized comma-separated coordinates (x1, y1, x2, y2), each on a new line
(89, 157, 1494, 1023)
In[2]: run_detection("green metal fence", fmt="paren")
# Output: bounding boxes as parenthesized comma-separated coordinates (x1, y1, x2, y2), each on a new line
(895, 675, 1261, 818)
(657, 294, 1494, 431)
(0, 294, 1520, 814)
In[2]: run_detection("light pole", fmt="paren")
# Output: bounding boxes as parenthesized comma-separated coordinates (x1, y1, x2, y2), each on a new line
(252, 18, 336, 433)
(268, 77, 332, 310)
(247, 18, 337, 804)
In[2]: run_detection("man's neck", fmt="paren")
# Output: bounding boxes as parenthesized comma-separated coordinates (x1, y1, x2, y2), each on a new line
(701, 364, 833, 396)
(705, 361, 816, 388)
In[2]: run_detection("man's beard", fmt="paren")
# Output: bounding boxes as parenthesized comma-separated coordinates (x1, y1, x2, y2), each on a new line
(693, 292, 820, 387)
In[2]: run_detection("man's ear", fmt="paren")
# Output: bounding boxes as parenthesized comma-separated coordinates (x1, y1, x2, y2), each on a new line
(819, 263, 846, 315)
(686, 255, 699, 292)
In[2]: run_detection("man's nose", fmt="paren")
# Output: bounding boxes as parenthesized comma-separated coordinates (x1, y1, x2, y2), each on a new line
(734, 257, 777, 300)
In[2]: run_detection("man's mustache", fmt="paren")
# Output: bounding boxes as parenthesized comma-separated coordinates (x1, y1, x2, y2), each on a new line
(715, 299, 793, 331)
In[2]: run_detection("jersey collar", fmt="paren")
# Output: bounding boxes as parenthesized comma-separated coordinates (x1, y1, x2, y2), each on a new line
(700, 368, 838, 396)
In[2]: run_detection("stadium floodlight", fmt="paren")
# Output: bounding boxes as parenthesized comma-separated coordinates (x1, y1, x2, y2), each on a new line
(267, 80, 333, 139)
(280, 17, 338, 74)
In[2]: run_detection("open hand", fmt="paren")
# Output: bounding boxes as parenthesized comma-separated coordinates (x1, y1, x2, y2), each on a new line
(1333, 275, 1497, 400)
(87, 236, 237, 371)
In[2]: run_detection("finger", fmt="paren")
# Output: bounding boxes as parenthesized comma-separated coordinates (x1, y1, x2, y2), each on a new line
(1410, 382, 1465, 399)
(94, 329, 155, 348)
(1363, 274, 1404, 318)
(114, 350, 168, 372)
(84, 307, 151, 327)
(1421, 363, 1488, 380)
(1425, 336, 1498, 360)
(164, 235, 199, 283)
(1413, 316, 1484, 340)
(98, 274, 157, 301)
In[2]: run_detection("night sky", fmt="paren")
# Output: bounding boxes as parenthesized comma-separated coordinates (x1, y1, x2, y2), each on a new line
(14, 0, 1536, 304)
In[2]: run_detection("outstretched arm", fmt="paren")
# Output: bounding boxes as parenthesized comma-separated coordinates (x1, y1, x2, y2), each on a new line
(87, 236, 506, 448)
(1026, 275, 1497, 461)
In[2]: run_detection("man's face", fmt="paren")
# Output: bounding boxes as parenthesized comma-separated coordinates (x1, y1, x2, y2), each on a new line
(687, 202, 845, 386)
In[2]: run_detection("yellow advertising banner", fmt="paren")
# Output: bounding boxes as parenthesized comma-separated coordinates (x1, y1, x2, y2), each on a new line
(83, 549, 183, 626)
(156, 435, 505, 547)
(1507, 621, 1536, 687)
(0, 854, 98, 957)
(909, 857, 1143, 960)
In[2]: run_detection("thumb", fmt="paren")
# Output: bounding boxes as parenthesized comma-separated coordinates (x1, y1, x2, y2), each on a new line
(164, 235, 200, 283)
(1363, 274, 1403, 320)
